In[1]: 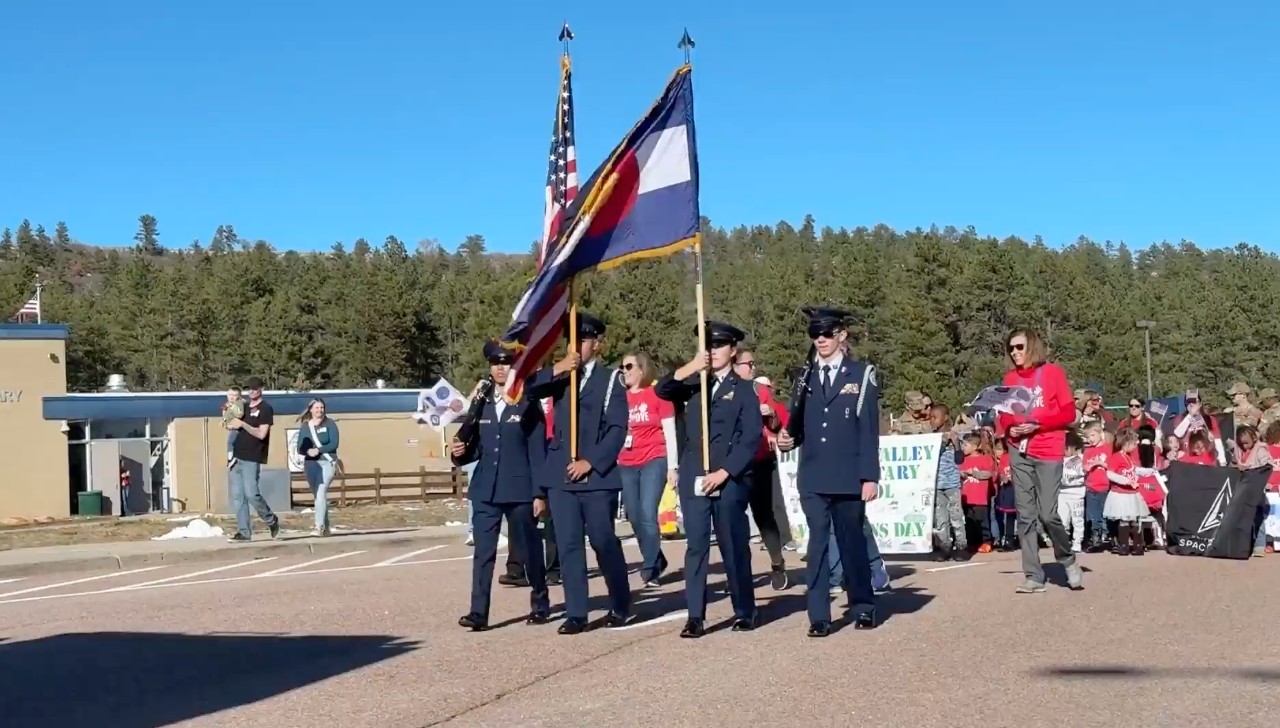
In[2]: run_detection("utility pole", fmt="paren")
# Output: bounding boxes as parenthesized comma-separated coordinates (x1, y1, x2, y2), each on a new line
(1136, 320, 1156, 400)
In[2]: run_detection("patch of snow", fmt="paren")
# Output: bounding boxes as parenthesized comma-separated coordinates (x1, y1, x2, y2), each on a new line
(151, 519, 225, 541)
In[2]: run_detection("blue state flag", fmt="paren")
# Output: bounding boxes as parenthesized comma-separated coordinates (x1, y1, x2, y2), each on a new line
(505, 65, 699, 344)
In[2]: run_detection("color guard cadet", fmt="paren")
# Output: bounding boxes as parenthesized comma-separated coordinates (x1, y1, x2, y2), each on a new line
(776, 307, 880, 636)
(525, 312, 632, 634)
(656, 321, 764, 638)
(450, 339, 551, 631)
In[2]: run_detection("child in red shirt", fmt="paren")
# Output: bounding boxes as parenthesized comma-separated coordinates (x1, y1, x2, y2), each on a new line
(1082, 422, 1112, 552)
(1180, 431, 1216, 466)
(959, 433, 995, 554)
(1104, 428, 1148, 555)
(992, 441, 1016, 551)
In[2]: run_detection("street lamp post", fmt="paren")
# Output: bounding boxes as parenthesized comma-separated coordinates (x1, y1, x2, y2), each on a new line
(1136, 320, 1156, 400)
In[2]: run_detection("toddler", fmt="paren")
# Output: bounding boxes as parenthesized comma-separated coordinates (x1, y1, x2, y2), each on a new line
(222, 386, 243, 468)
(1181, 430, 1216, 466)
(1104, 428, 1149, 555)
(959, 433, 995, 553)
(1059, 431, 1086, 553)
(1082, 422, 1111, 552)
(992, 441, 1016, 551)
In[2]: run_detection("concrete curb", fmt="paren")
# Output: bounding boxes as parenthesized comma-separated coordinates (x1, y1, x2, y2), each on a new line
(0, 528, 464, 579)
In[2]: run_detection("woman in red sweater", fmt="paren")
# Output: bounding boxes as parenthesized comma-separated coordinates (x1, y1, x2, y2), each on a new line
(996, 328, 1083, 593)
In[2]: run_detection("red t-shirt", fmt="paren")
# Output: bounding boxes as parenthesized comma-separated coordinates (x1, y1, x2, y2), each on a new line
(996, 363, 1075, 460)
(754, 385, 789, 462)
(960, 453, 995, 505)
(996, 453, 1011, 485)
(1267, 444, 1280, 491)
(1107, 451, 1140, 494)
(1138, 453, 1165, 509)
(1181, 451, 1216, 466)
(617, 386, 674, 467)
(1083, 445, 1111, 493)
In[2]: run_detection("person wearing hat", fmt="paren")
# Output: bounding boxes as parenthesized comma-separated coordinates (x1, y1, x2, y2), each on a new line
(776, 306, 881, 635)
(656, 320, 763, 638)
(224, 376, 282, 542)
(1257, 387, 1280, 439)
(450, 340, 552, 631)
(525, 312, 632, 634)
(894, 391, 932, 435)
(1227, 382, 1263, 429)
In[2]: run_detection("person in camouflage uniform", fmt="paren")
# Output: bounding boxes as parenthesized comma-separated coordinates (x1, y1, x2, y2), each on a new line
(1228, 382, 1264, 429)
(894, 390, 934, 434)
(1257, 387, 1280, 438)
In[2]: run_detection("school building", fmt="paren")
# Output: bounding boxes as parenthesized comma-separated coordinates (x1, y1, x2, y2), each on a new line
(0, 323, 457, 520)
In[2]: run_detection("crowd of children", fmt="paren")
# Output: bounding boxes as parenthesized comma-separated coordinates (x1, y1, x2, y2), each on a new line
(931, 402, 1280, 559)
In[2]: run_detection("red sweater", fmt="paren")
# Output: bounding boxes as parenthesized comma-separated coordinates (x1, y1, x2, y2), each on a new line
(996, 363, 1076, 460)
(754, 385, 789, 462)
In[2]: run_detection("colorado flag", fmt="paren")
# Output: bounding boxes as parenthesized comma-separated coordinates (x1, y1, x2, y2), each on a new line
(504, 65, 700, 348)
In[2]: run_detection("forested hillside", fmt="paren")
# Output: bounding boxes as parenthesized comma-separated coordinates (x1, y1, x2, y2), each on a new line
(2, 214, 1271, 409)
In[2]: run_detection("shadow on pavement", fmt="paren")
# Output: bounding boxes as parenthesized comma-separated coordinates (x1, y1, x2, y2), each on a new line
(1034, 665, 1280, 682)
(0, 631, 419, 727)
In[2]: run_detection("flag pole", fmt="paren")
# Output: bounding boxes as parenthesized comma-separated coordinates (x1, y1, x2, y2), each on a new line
(34, 276, 43, 324)
(562, 21, 580, 463)
(678, 28, 710, 473)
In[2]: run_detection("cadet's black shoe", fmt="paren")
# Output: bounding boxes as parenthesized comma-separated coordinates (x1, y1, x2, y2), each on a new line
(557, 617, 587, 635)
(498, 573, 530, 587)
(680, 618, 705, 639)
(807, 621, 832, 638)
(457, 613, 488, 631)
(546, 571, 562, 586)
(731, 613, 757, 632)
(854, 610, 878, 630)
(525, 611, 551, 626)
(603, 611, 631, 628)
(769, 564, 789, 591)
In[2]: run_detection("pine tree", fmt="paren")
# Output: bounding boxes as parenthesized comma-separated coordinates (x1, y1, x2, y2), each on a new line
(134, 214, 163, 256)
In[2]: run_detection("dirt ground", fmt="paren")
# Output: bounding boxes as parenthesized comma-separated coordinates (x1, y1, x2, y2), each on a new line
(0, 499, 466, 551)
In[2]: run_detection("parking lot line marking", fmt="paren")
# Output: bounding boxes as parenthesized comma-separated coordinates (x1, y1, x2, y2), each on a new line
(0, 578, 23, 585)
(926, 562, 990, 573)
(254, 551, 365, 577)
(0, 567, 166, 598)
(374, 545, 445, 566)
(109, 559, 276, 590)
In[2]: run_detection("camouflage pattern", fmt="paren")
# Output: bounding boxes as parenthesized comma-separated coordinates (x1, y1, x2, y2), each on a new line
(1258, 400, 1280, 438)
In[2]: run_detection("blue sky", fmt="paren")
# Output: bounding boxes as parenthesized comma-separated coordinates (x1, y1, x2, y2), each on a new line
(2, 1, 1277, 253)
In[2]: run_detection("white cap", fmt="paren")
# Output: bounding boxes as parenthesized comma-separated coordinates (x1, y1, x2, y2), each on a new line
(753, 376, 773, 388)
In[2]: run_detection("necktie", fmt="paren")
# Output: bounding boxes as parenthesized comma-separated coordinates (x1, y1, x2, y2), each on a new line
(821, 365, 831, 395)
(578, 365, 590, 392)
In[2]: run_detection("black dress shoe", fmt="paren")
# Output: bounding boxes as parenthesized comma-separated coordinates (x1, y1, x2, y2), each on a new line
(854, 610, 878, 630)
(603, 612, 631, 628)
(731, 613, 757, 632)
(458, 613, 488, 631)
(557, 617, 587, 635)
(525, 611, 551, 625)
(679, 618, 705, 638)
(807, 620, 831, 638)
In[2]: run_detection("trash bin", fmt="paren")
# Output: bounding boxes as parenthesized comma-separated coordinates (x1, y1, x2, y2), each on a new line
(78, 490, 103, 517)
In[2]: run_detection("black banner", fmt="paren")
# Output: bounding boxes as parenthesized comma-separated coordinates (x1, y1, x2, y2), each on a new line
(1164, 461, 1269, 559)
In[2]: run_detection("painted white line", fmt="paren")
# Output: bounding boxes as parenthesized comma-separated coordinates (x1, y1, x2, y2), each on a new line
(611, 610, 688, 631)
(0, 567, 167, 598)
(926, 561, 990, 573)
(0, 578, 24, 585)
(109, 559, 276, 590)
(254, 551, 365, 577)
(374, 545, 445, 567)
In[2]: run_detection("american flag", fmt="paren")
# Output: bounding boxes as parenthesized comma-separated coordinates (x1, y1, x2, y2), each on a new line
(503, 57, 578, 403)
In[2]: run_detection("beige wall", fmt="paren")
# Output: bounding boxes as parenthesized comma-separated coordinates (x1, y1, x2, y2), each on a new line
(0, 338, 69, 519)
(171, 413, 459, 514)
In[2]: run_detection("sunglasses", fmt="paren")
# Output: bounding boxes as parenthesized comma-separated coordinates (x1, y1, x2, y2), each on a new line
(1008, 343, 1026, 352)
(738, 360, 755, 368)
(1129, 403, 1142, 408)
(621, 363, 635, 371)
(808, 327, 838, 340)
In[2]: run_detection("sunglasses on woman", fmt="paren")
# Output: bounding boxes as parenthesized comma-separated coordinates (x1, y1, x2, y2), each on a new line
(1008, 343, 1026, 353)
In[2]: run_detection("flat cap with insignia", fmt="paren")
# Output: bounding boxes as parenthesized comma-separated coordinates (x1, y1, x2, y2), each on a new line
(800, 306, 853, 336)
(483, 339, 516, 364)
(563, 312, 607, 339)
(696, 320, 747, 348)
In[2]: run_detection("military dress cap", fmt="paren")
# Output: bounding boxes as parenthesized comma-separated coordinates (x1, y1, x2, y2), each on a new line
(1227, 381, 1252, 396)
(1259, 387, 1278, 400)
(564, 312, 606, 339)
(697, 320, 746, 347)
(483, 339, 516, 364)
(800, 306, 853, 329)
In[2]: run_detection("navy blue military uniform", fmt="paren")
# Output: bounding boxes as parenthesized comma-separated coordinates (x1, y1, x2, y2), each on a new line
(789, 307, 881, 636)
(655, 321, 763, 638)
(453, 340, 552, 631)
(525, 312, 631, 633)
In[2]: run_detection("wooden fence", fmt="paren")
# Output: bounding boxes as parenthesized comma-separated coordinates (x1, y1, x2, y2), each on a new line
(290, 467, 469, 508)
